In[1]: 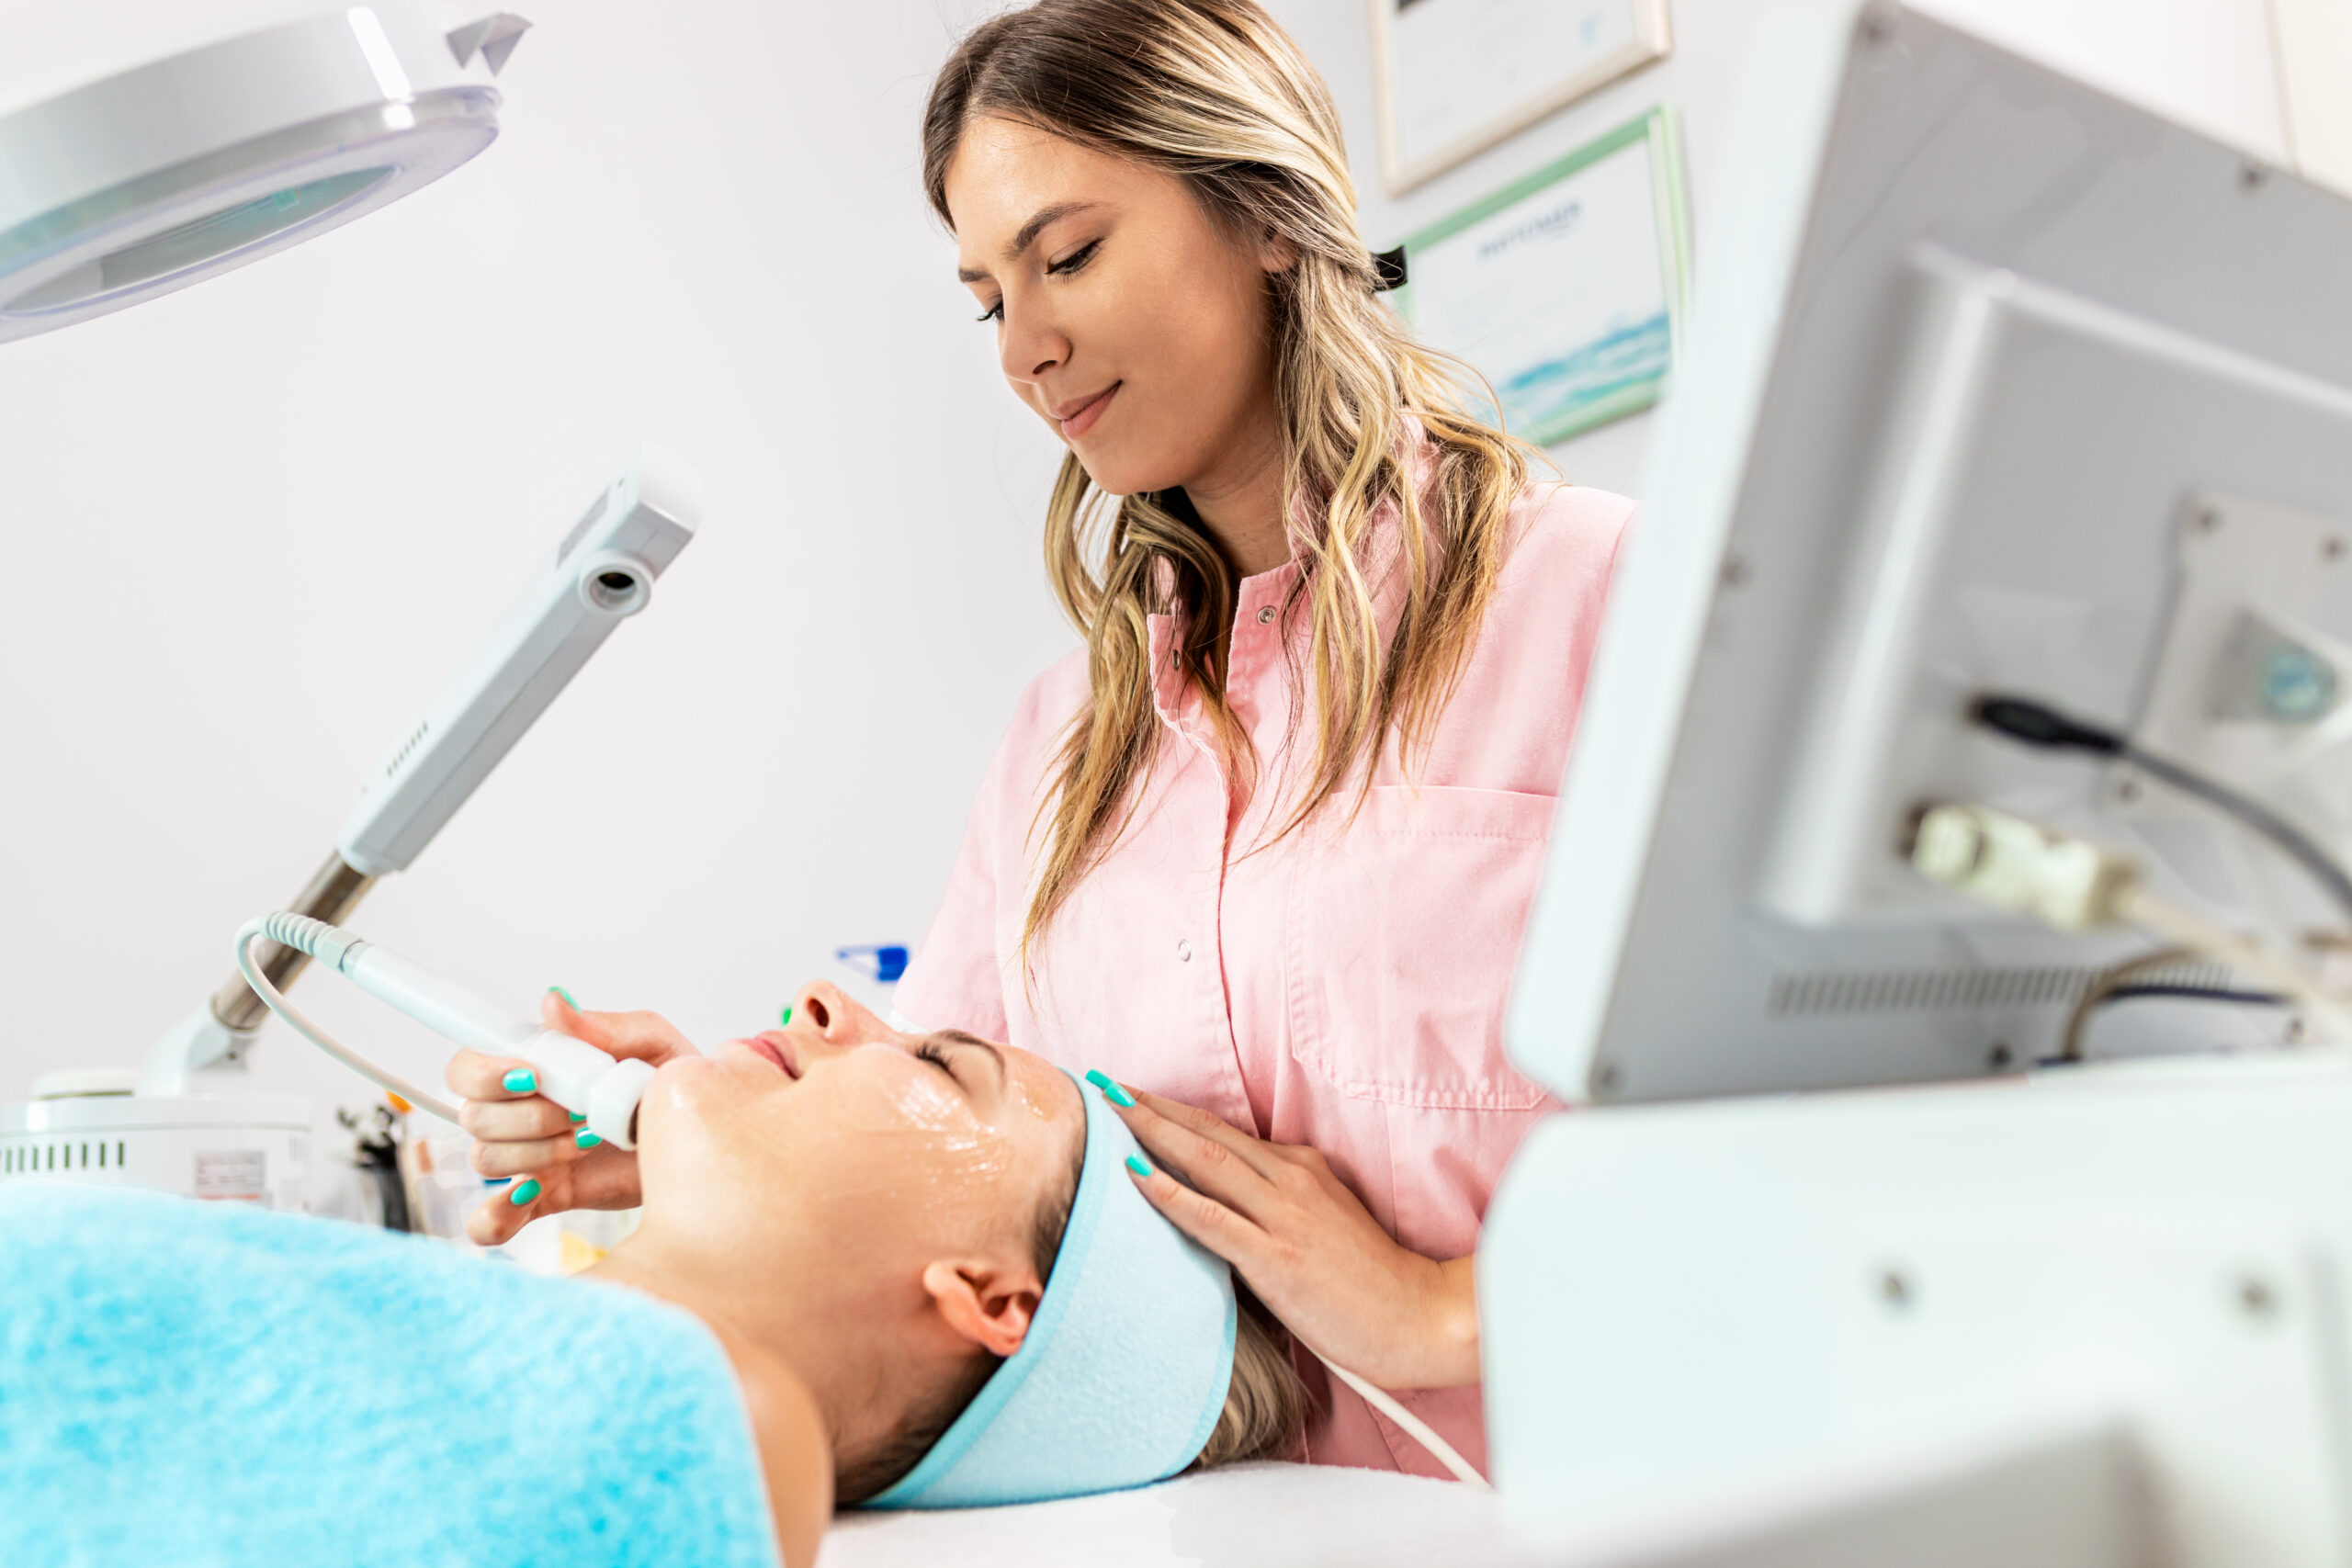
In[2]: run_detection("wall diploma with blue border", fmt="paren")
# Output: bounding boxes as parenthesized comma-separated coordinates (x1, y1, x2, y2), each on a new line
(1394, 107, 1691, 447)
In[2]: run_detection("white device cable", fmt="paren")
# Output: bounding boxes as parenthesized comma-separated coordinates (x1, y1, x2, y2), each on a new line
(2104, 883, 2352, 1040)
(1306, 1348, 1492, 1489)
(1909, 803, 2352, 1040)
(233, 913, 657, 1148)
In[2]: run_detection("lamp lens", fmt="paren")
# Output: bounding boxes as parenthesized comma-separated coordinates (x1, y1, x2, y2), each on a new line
(7, 166, 392, 314)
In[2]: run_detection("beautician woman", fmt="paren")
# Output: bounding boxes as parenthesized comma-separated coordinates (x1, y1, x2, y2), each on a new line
(455, 0, 1629, 1481)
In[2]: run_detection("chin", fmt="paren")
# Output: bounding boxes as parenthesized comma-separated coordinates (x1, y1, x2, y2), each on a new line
(1070, 437, 1184, 501)
(637, 1055, 724, 1132)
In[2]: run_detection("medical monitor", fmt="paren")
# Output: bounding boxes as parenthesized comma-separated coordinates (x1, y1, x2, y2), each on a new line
(1506, 0, 2352, 1104)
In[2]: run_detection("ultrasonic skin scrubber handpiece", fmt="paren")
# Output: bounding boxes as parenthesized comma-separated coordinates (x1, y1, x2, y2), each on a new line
(233, 912, 656, 1149)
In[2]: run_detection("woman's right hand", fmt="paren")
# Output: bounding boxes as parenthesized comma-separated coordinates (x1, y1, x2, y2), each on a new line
(447, 992, 699, 1247)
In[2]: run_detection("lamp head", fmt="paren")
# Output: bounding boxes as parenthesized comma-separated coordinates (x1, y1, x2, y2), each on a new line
(0, 4, 526, 344)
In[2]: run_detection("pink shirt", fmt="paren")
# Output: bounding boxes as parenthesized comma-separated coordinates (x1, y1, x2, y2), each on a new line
(898, 464, 1632, 1478)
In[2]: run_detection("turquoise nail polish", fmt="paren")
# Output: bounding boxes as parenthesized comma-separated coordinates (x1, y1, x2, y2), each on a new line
(509, 1178, 542, 1207)
(1125, 1153, 1152, 1179)
(575, 1130, 602, 1151)
(482, 1176, 512, 1187)
(1085, 1068, 1136, 1108)
(568, 1112, 586, 1124)
(548, 986, 577, 1009)
(778, 1004, 794, 1027)
(502, 1067, 537, 1094)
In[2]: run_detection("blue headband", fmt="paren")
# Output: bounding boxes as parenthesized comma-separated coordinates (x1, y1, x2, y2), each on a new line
(865, 1069, 1238, 1508)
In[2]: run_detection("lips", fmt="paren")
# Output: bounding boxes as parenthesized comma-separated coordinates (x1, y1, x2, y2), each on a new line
(745, 1032, 800, 1080)
(1054, 381, 1119, 439)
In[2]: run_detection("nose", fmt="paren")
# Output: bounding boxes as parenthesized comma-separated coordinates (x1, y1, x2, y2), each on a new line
(786, 979, 879, 1046)
(998, 297, 1069, 388)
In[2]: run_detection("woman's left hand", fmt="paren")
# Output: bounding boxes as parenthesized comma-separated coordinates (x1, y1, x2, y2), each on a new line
(1098, 1080, 1479, 1390)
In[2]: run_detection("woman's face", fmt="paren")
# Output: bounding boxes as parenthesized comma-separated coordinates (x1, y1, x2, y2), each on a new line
(944, 115, 1285, 500)
(634, 982, 1081, 1277)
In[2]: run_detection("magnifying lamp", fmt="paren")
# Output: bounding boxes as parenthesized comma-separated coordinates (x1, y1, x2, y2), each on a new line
(0, 3, 528, 344)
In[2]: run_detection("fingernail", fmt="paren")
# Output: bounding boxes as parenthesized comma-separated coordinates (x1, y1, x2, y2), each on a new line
(509, 1178, 542, 1207)
(502, 1067, 537, 1094)
(778, 1004, 794, 1027)
(1125, 1153, 1153, 1179)
(548, 986, 577, 1009)
(482, 1176, 512, 1187)
(1085, 1068, 1136, 1108)
(575, 1130, 602, 1150)
(568, 1112, 586, 1124)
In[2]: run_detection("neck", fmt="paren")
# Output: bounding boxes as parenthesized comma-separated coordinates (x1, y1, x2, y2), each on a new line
(589, 1228, 788, 1340)
(1182, 412, 1289, 578)
(586, 1224, 909, 1458)
(589, 1229, 843, 1565)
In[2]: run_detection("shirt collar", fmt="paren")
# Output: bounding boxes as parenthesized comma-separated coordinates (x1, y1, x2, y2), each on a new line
(1143, 420, 1432, 732)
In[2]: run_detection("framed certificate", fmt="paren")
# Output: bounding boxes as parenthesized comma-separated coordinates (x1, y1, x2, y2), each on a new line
(1370, 0, 1672, 194)
(1392, 108, 1690, 447)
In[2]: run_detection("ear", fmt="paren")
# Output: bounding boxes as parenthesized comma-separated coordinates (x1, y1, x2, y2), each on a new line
(920, 1257, 1045, 1359)
(1259, 232, 1299, 275)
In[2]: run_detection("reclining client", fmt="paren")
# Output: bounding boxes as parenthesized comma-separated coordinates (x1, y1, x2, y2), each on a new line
(0, 987, 1303, 1568)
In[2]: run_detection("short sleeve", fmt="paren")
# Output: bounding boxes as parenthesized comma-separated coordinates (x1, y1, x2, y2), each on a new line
(894, 651, 1087, 1038)
(893, 729, 1018, 1040)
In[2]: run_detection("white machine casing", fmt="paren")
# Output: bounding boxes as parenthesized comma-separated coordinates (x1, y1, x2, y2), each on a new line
(1486, 2, 2352, 1562)
(1487, 1055, 2352, 1564)
(0, 1074, 306, 1211)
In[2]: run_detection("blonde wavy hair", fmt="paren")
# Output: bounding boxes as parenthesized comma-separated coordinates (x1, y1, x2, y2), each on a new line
(923, 0, 1533, 959)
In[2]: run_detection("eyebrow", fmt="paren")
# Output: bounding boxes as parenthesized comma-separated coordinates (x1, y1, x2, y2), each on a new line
(930, 1028, 1009, 1090)
(955, 200, 1103, 284)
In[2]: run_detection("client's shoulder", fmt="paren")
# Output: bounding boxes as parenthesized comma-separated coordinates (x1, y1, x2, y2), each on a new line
(701, 1319, 831, 1568)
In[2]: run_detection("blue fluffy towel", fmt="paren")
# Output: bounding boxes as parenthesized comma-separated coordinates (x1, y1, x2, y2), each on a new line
(0, 1181, 779, 1568)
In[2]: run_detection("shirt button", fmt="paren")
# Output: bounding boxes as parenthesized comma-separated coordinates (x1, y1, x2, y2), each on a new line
(1177, 939, 1193, 963)
(1255, 605, 1276, 625)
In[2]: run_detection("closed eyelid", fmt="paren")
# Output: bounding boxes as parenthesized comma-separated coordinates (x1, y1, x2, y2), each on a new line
(907, 1040, 975, 1102)
(923, 1030, 1008, 1094)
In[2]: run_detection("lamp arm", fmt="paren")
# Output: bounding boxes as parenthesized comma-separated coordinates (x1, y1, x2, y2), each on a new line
(139, 443, 701, 1095)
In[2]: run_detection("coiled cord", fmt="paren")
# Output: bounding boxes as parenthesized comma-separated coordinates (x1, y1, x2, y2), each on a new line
(233, 916, 460, 1123)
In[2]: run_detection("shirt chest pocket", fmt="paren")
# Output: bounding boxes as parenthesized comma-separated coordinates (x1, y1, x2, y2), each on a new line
(1282, 785, 1557, 1109)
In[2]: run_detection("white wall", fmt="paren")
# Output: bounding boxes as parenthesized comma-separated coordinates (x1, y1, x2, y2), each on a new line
(0, 0, 1071, 1139)
(0, 0, 2294, 1163)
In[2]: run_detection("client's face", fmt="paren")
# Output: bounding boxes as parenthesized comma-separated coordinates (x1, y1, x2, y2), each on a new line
(634, 982, 1082, 1291)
